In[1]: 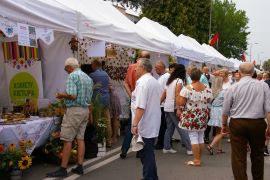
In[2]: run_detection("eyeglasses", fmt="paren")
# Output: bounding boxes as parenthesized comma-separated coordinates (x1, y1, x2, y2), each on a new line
(64, 66, 68, 72)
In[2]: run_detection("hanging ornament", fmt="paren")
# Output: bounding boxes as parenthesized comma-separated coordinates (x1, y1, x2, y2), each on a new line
(68, 36, 79, 54)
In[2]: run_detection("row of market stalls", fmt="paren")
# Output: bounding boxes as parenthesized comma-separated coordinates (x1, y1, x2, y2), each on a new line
(0, 0, 243, 111)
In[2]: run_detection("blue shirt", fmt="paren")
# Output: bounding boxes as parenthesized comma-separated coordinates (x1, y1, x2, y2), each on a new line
(186, 74, 209, 86)
(64, 68, 93, 108)
(89, 69, 110, 107)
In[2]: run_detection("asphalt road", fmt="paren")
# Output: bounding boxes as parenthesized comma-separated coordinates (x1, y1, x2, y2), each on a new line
(11, 139, 270, 180)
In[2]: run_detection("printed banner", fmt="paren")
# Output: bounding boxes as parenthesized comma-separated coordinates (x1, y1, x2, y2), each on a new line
(0, 17, 17, 37)
(36, 28, 54, 45)
(5, 61, 44, 105)
(17, 23, 37, 47)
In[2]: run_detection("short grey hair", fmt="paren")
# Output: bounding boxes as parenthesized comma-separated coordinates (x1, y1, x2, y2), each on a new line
(65, 57, 79, 68)
(137, 58, 152, 73)
(239, 63, 254, 75)
(155, 60, 166, 68)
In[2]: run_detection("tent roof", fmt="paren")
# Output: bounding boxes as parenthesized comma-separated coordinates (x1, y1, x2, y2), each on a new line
(0, 0, 77, 33)
(1, 0, 172, 54)
(202, 43, 233, 67)
(55, 0, 172, 54)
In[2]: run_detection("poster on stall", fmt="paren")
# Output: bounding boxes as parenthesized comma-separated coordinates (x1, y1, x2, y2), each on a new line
(5, 61, 43, 105)
(17, 23, 37, 47)
(87, 40, 105, 57)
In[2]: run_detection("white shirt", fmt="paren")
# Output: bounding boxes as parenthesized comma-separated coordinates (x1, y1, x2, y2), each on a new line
(158, 72, 170, 107)
(164, 78, 183, 112)
(222, 81, 232, 90)
(132, 73, 161, 138)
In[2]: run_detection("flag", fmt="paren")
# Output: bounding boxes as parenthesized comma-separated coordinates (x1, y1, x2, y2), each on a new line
(241, 52, 246, 62)
(209, 32, 219, 46)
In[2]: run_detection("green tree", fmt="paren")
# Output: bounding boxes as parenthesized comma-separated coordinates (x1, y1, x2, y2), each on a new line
(107, 0, 210, 43)
(211, 0, 249, 59)
(109, 0, 249, 59)
(263, 59, 270, 71)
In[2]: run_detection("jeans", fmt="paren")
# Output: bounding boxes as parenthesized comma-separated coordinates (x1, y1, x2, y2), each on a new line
(164, 112, 191, 151)
(140, 137, 158, 180)
(121, 110, 132, 153)
(155, 107, 167, 148)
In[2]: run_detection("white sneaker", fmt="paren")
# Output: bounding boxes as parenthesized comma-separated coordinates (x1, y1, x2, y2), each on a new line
(186, 150, 193, 155)
(163, 148, 177, 154)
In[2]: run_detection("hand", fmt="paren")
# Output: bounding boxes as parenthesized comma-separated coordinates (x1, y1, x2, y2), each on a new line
(131, 126, 138, 135)
(221, 125, 230, 135)
(56, 92, 65, 99)
(266, 128, 270, 139)
(176, 109, 182, 117)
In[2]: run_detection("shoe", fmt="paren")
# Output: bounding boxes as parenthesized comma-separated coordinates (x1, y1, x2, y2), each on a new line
(186, 150, 193, 155)
(155, 144, 163, 150)
(46, 168, 67, 178)
(207, 145, 214, 155)
(136, 151, 141, 158)
(185, 161, 201, 166)
(216, 149, 225, 154)
(204, 137, 209, 144)
(162, 148, 177, 154)
(120, 151, 127, 159)
(264, 147, 270, 156)
(71, 165, 84, 175)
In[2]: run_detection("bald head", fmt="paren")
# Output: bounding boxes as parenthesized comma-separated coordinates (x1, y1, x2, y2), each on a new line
(138, 50, 150, 59)
(239, 63, 254, 76)
(202, 66, 209, 74)
(155, 60, 166, 75)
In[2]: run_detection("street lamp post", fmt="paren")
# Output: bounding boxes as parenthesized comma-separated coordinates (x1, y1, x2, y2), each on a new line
(258, 52, 264, 68)
(249, 42, 259, 62)
(209, 0, 213, 41)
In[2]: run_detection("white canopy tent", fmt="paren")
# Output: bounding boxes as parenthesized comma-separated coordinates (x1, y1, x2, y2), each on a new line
(202, 43, 234, 68)
(229, 58, 262, 73)
(136, 17, 177, 53)
(178, 34, 226, 65)
(0, 0, 77, 34)
(0, 0, 173, 55)
(55, 0, 172, 54)
(137, 18, 213, 63)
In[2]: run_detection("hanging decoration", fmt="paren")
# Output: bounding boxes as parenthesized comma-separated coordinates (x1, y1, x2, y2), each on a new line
(68, 36, 79, 54)
(1, 41, 39, 69)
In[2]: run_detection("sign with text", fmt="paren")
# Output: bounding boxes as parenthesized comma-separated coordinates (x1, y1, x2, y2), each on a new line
(5, 61, 43, 105)
(17, 23, 37, 47)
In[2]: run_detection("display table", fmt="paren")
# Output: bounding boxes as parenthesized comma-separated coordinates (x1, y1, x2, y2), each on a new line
(0, 117, 60, 154)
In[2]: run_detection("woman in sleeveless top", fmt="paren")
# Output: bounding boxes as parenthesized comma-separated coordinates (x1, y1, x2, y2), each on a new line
(177, 68, 212, 166)
(160, 64, 192, 154)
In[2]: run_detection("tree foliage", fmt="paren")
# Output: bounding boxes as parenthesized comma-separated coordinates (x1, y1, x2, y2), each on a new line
(263, 59, 270, 71)
(211, 0, 249, 59)
(108, 0, 249, 59)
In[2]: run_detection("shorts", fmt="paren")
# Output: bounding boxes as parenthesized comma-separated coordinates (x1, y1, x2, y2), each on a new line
(60, 107, 89, 141)
(188, 131, 204, 145)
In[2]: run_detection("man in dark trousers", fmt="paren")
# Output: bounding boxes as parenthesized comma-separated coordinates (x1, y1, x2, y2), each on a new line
(120, 50, 150, 159)
(222, 63, 270, 180)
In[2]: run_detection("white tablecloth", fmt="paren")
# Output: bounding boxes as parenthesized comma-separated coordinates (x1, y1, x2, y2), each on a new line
(0, 117, 60, 154)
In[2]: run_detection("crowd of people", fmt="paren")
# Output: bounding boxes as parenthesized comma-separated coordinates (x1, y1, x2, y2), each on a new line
(45, 53, 270, 180)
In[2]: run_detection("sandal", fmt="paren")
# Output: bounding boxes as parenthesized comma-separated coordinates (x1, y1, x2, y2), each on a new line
(207, 145, 214, 155)
(185, 161, 200, 166)
(217, 149, 225, 154)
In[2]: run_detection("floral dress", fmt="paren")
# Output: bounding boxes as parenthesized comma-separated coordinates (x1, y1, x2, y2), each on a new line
(179, 85, 213, 131)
